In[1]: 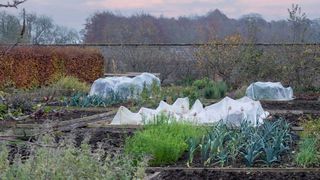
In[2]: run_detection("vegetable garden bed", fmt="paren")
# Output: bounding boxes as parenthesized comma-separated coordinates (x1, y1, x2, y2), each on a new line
(146, 167, 320, 180)
(0, 91, 319, 179)
(261, 99, 319, 110)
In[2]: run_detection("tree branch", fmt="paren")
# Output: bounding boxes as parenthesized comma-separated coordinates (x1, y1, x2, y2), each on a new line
(0, 8, 26, 56)
(0, 0, 27, 8)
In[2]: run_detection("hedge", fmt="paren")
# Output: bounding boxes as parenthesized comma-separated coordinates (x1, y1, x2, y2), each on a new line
(0, 46, 104, 88)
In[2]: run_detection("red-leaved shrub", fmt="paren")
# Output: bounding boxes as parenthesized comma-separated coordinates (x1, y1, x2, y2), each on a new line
(0, 46, 104, 88)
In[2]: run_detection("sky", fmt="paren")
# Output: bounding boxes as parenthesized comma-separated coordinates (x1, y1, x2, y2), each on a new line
(3, 0, 320, 31)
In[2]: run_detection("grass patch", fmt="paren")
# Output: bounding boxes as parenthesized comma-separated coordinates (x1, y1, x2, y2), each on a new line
(124, 115, 208, 166)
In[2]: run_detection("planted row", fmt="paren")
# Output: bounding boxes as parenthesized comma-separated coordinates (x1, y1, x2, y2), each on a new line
(295, 118, 320, 167)
(124, 115, 208, 166)
(187, 119, 292, 167)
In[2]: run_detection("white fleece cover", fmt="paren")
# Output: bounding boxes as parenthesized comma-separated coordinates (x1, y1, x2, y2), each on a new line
(111, 97, 269, 127)
(246, 82, 294, 101)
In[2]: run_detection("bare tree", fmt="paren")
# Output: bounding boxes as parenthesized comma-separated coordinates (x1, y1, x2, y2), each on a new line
(0, 0, 26, 8)
(288, 4, 310, 42)
(0, 0, 27, 55)
(0, 8, 25, 55)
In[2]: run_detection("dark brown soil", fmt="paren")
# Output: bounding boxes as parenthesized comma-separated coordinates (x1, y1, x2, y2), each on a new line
(151, 169, 320, 180)
(261, 100, 320, 110)
(24, 109, 101, 124)
(295, 93, 320, 101)
(72, 127, 136, 153)
(6, 127, 137, 163)
(270, 113, 320, 126)
(0, 109, 103, 129)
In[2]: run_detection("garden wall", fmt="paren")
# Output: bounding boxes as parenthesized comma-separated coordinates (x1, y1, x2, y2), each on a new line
(0, 46, 104, 88)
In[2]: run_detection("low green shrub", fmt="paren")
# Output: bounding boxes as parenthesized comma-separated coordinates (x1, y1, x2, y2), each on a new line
(192, 78, 228, 99)
(125, 115, 208, 166)
(52, 76, 90, 93)
(0, 135, 148, 179)
(193, 78, 211, 90)
(203, 85, 219, 99)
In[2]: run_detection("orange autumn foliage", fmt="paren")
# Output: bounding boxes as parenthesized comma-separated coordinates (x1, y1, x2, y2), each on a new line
(0, 46, 104, 88)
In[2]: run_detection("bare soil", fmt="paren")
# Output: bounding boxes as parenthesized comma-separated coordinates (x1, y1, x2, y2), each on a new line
(72, 127, 136, 153)
(261, 100, 319, 110)
(0, 109, 102, 130)
(151, 169, 320, 180)
(295, 93, 320, 101)
(270, 112, 320, 126)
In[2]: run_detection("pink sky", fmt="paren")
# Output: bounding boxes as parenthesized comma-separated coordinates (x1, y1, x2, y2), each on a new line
(4, 0, 320, 30)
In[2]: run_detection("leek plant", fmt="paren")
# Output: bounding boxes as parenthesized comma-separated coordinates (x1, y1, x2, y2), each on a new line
(186, 119, 292, 167)
(66, 92, 127, 107)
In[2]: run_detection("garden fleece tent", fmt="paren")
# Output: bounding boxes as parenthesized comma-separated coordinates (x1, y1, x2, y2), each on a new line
(111, 97, 269, 127)
(246, 82, 294, 101)
(89, 73, 160, 100)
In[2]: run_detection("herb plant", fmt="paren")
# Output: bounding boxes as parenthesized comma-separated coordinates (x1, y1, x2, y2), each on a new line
(124, 115, 207, 166)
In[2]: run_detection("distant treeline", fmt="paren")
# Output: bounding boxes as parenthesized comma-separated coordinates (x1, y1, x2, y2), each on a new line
(83, 7, 320, 43)
(0, 11, 80, 44)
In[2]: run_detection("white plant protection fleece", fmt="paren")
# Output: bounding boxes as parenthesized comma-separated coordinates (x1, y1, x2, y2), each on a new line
(89, 73, 161, 99)
(111, 97, 269, 127)
(246, 82, 294, 101)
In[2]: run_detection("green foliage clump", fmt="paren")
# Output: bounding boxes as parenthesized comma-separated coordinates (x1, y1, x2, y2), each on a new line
(0, 104, 8, 120)
(130, 78, 227, 109)
(295, 137, 319, 167)
(52, 76, 90, 93)
(295, 118, 320, 167)
(66, 92, 127, 107)
(187, 119, 292, 167)
(192, 78, 228, 99)
(182, 86, 200, 105)
(0, 136, 148, 179)
(193, 78, 211, 90)
(125, 115, 208, 166)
